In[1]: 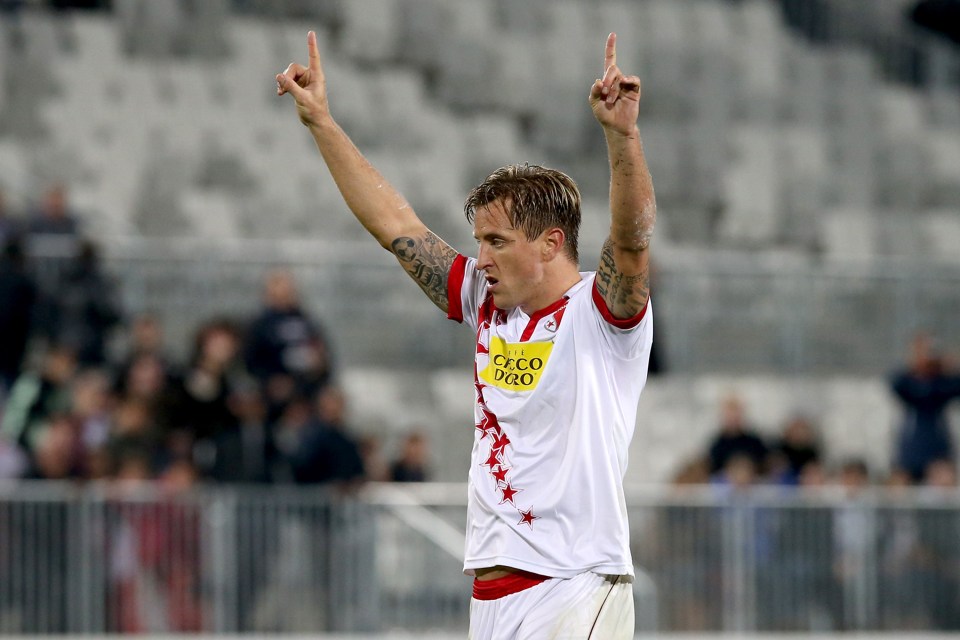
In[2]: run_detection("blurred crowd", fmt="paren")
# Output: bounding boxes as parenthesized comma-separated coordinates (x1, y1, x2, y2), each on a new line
(651, 339, 960, 632)
(0, 185, 432, 488)
(682, 329, 960, 494)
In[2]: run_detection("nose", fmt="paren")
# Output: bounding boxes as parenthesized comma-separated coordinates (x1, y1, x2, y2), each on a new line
(477, 242, 493, 270)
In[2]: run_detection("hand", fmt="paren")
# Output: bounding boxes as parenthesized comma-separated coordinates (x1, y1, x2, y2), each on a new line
(276, 30, 330, 128)
(589, 33, 641, 136)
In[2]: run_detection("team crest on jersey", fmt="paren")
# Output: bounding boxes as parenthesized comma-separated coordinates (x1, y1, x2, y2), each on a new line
(479, 336, 553, 392)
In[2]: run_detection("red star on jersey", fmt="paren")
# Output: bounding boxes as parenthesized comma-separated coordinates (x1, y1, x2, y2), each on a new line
(475, 421, 494, 440)
(476, 408, 500, 440)
(490, 465, 509, 483)
(499, 482, 520, 505)
(491, 431, 511, 452)
(517, 508, 539, 527)
(482, 448, 502, 468)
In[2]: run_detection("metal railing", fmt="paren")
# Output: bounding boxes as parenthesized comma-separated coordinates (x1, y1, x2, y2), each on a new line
(2, 481, 960, 634)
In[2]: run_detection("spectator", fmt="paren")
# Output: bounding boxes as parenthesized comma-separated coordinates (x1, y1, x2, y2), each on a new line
(106, 397, 162, 475)
(670, 456, 711, 486)
(924, 458, 958, 489)
(245, 268, 333, 419)
(910, 0, 960, 46)
(170, 319, 243, 457)
(916, 458, 960, 629)
(47, 239, 122, 366)
(390, 430, 430, 482)
(0, 239, 38, 393)
(1, 343, 77, 464)
(113, 312, 178, 389)
(292, 385, 365, 486)
(773, 458, 838, 630)
(890, 332, 960, 481)
(29, 413, 84, 480)
(70, 369, 114, 476)
(716, 452, 758, 492)
(0, 187, 23, 248)
(358, 433, 389, 482)
(269, 393, 313, 483)
(797, 459, 829, 488)
(655, 457, 719, 630)
(833, 458, 874, 630)
(26, 184, 80, 237)
(877, 467, 925, 629)
(210, 382, 272, 483)
(768, 414, 822, 485)
(707, 394, 769, 476)
(120, 353, 178, 418)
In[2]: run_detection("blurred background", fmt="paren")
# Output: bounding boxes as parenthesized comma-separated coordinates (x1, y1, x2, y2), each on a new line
(0, 0, 959, 636)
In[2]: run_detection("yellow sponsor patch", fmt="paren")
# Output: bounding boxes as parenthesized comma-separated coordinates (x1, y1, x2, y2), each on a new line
(479, 336, 553, 391)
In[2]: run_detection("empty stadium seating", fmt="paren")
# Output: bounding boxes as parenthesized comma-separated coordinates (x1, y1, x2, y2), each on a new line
(1, 1, 956, 252)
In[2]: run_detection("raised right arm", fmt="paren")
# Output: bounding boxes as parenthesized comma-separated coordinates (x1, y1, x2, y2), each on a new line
(277, 31, 458, 313)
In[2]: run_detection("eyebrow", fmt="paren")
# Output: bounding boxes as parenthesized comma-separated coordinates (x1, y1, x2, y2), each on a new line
(474, 232, 510, 242)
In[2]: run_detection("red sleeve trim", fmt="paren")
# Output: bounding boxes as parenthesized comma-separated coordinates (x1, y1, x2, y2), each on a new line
(446, 254, 467, 323)
(592, 279, 648, 329)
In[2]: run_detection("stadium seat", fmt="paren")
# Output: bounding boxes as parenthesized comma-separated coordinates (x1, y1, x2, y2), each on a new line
(877, 215, 927, 257)
(339, 0, 399, 64)
(922, 211, 960, 265)
(180, 188, 241, 238)
(874, 135, 929, 209)
(924, 129, 960, 206)
(718, 127, 780, 245)
(818, 208, 879, 262)
(340, 367, 437, 434)
(492, 0, 550, 35)
(486, 33, 546, 117)
(394, 0, 451, 73)
(69, 14, 121, 69)
(0, 142, 30, 203)
(778, 126, 828, 247)
(927, 88, 960, 129)
(434, 36, 499, 111)
(731, 0, 784, 124)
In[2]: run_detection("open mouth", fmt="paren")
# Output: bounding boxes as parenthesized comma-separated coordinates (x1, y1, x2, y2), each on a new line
(485, 276, 499, 292)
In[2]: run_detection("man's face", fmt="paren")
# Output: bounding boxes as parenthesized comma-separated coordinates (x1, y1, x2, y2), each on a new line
(472, 200, 546, 313)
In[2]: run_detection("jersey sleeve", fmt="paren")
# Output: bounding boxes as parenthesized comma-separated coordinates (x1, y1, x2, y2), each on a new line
(588, 274, 653, 360)
(446, 254, 485, 331)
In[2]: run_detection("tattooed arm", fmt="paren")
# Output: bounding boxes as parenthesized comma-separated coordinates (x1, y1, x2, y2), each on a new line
(391, 231, 459, 312)
(590, 33, 656, 319)
(278, 32, 458, 313)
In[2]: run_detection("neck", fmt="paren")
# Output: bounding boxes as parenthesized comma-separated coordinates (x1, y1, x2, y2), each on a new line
(520, 265, 582, 315)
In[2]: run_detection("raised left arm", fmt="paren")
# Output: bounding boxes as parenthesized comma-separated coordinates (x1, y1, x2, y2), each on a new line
(590, 33, 657, 320)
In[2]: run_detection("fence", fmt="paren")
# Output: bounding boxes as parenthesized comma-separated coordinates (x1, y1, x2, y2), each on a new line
(1, 481, 959, 634)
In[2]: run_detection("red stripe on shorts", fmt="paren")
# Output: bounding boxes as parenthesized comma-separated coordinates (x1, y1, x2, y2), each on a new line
(472, 571, 549, 601)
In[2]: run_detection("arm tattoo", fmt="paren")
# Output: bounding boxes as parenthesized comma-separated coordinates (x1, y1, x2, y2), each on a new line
(391, 231, 459, 312)
(596, 239, 650, 319)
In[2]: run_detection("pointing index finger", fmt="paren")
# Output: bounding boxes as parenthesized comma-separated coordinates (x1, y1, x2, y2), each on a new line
(604, 32, 616, 73)
(307, 30, 321, 72)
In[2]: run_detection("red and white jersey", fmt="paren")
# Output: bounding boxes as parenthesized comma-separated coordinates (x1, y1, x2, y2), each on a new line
(447, 254, 653, 578)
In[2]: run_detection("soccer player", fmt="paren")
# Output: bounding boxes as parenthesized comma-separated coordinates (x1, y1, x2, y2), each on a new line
(278, 30, 656, 639)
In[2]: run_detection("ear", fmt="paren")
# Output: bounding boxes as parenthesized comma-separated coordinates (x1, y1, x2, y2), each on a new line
(541, 228, 566, 261)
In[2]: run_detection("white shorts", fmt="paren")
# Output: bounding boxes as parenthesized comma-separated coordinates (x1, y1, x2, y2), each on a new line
(469, 572, 634, 640)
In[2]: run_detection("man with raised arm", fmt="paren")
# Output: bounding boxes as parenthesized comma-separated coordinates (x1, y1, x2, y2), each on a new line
(278, 31, 656, 639)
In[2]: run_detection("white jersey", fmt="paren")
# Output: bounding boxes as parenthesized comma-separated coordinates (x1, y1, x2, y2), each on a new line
(447, 254, 653, 579)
